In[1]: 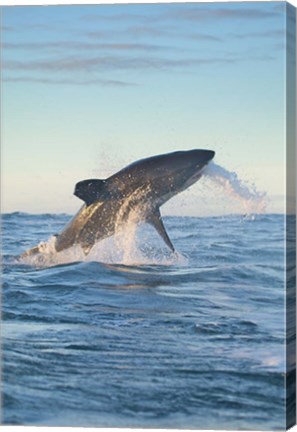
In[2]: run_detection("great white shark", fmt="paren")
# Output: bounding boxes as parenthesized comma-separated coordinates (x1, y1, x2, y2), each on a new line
(21, 149, 215, 258)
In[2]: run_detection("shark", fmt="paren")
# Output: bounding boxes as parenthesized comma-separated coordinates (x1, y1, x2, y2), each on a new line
(21, 149, 215, 257)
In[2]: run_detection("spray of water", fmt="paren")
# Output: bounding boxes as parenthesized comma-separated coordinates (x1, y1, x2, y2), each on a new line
(19, 224, 186, 268)
(204, 162, 267, 215)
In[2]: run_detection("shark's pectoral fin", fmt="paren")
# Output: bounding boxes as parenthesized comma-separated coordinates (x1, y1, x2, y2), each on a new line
(146, 208, 175, 252)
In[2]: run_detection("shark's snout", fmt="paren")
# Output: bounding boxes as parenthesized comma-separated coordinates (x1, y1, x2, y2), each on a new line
(204, 150, 215, 162)
(190, 149, 215, 167)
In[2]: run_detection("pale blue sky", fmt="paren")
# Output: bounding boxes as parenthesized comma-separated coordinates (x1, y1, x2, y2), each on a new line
(1, 2, 293, 215)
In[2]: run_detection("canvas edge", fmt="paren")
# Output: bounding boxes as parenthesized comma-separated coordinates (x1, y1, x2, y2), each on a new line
(286, 1, 297, 430)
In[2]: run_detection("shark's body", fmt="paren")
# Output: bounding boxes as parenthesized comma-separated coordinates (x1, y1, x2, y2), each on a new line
(22, 149, 215, 257)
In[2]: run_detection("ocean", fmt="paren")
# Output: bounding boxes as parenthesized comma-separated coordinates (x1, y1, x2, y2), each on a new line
(1, 211, 289, 430)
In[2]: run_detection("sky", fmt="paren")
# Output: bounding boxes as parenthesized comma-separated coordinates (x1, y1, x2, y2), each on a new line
(1, 1, 295, 215)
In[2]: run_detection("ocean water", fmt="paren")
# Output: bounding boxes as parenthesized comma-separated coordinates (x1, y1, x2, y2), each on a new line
(2, 211, 288, 430)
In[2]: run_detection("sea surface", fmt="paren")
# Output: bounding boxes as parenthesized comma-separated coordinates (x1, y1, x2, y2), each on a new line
(1, 212, 289, 430)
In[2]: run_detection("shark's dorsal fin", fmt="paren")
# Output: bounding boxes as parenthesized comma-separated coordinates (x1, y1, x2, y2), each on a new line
(74, 179, 107, 206)
(146, 207, 175, 252)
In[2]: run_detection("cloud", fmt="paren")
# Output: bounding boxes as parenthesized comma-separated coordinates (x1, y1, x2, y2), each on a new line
(3, 40, 172, 53)
(81, 12, 154, 23)
(3, 76, 135, 87)
(163, 6, 279, 22)
(124, 25, 171, 38)
(85, 25, 282, 46)
(1, 23, 54, 33)
(81, 5, 279, 24)
(4, 52, 275, 75)
(85, 26, 222, 45)
(231, 29, 284, 40)
(273, 3, 286, 13)
(3, 6, 278, 89)
(1, 25, 14, 32)
(3, 56, 207, 73)
(86, 25, 175, 40)
(189, 33, 222, 42)
(20, 23, 54, 30)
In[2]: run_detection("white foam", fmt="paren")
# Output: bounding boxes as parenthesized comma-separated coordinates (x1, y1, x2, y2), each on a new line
(204, 162, 267, 215)
(19, 219, 188, 269)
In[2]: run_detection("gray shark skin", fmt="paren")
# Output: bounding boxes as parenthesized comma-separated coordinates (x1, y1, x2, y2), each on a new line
(22, 149, 215, 257)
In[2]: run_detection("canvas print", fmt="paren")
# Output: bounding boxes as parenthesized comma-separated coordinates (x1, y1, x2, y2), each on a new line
(1, 1, 296, 430)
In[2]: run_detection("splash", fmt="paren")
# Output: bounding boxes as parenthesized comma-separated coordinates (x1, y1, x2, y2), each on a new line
(19, 204, 187, 268)
(19, 231, 187, 269)
(204, 162, 267, 215)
